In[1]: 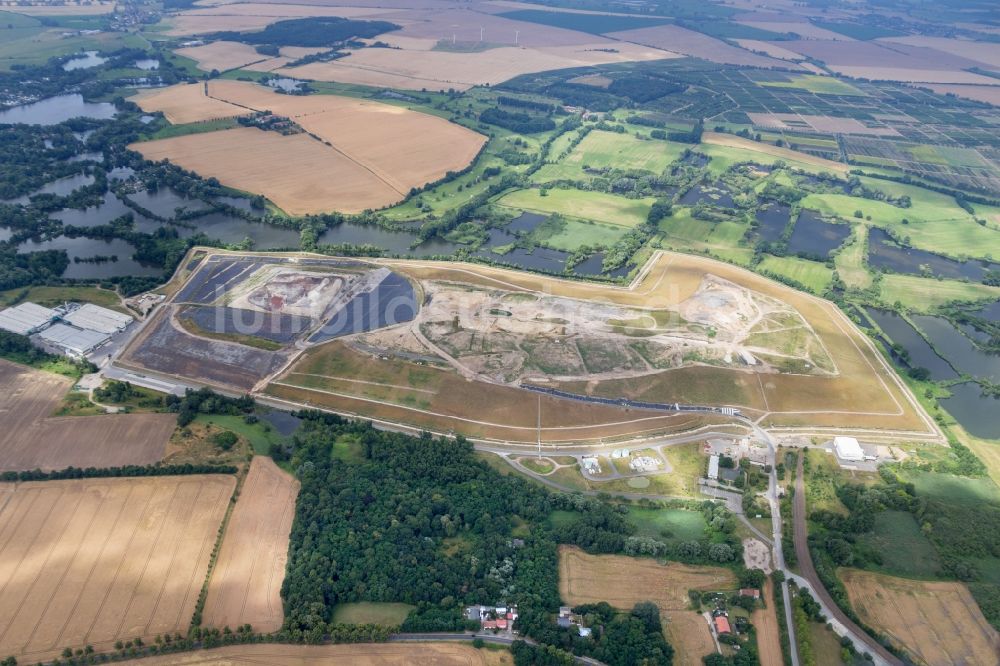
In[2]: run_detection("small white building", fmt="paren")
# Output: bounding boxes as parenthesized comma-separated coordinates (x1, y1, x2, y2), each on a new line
(834, 436, 865, 462)
(581, 456, 601, 474)
(708, 454, 720, 480)
(0, 302, 57, 335)
(62, 303, 133, 335)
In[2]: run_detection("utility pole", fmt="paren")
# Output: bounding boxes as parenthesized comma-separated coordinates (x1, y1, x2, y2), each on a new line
(480, 26, 484, 41)
(515, 30, 519, 45)
(536, 394, 542, 459)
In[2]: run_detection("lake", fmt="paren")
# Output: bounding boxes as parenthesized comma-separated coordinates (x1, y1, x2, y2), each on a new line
(787, 210, 850, 258)
(865, 308, 956, 380)
(939, 382, 1000, 439)
(868, 227, 1000, 283)
(0, 94, 116, 125)
(318, 222, 459, 256)
(62, 51, 107, 71)
(913, 314, 1000, 383)
(754, 202, 790, 243)
(53, 193, 159, 229)
(126, 187, 211, 218)
(4, 173, 95, 204)
(17, 236, 163, 279)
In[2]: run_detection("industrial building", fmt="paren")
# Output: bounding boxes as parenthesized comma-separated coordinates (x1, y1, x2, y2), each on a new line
(0, 302, 58, 335)
(38, 323, 110, 358)
(0, 301, 133, 359)
(62, 303, 133, 335)
(834, 436, 865, 462)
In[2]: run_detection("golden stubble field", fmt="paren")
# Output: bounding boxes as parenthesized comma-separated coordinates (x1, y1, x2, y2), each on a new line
(0, 475, 235, 664)
(202, 457, 299, 633)
(113, 642, 511, 665)
(558, 546, 736, 665)
(132, 81, 485, 214)
(841, 569, 1000, 666)
(0, 359, 175, 471)
(278, 42, 680, 91)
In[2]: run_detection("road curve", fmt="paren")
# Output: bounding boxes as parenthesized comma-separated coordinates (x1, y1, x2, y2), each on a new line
(792, 453, 903, 666)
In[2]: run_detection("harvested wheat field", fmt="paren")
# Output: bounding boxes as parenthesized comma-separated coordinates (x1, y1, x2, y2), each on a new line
(175, 41, 277, 73)
(132, 81, 484, 214)
(114, 642, 509, 665)
(0, 475, 235, 664)
(202, 457, 299, 633)
(165, 4, 395, 36)
(753, 579, 783, 666)
(132, 83, 249, 124)
(559, 546, 735, 664)
(841, 569, 1000, 666)
(0, 359, 174, 471)
(134, 128, 400, 215)
(277, 42, 679, 91)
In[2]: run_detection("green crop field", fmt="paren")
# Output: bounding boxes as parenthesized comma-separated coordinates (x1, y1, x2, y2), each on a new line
(535, 217, 627, 251)
(564, 130, 685, 173)
(330, 602, 415, 626)
(879, 274, 1000, 310)
(860, 510, 941, 578)
(758, 74, 866, 97)
(899, 470, 1000, 507)
(194, 414, 287, 455)
(498, 188, 654, 227)
(800, 192, 1000, 259)
(624, 507, 706, 542)
(757, 255, 833, 292)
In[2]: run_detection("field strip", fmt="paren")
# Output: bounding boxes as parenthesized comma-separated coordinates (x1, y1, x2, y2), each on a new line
(271, 381, 689, 431)
(47, 484, 134, 651)
(22, 488, 104, 652)
(112, 483, 184, 638)
(286, 372, 438, 394)
(80, 483, 162, 644)
(204, 89, 408, 196)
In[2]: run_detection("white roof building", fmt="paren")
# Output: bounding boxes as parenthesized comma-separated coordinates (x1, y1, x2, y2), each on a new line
(0, 302, 57, 335)
(834, 436, 865, 462)
(38, 323, 109, 357)
(708, 454, 720, 480)
(62, 303, 133, 334)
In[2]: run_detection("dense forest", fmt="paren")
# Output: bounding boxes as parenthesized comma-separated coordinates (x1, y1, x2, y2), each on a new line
(279, 412, 699, 661)
(210, 17, 400, 47)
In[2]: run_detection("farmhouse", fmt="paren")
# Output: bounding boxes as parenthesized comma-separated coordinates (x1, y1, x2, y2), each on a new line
(834, 436, 865, 462)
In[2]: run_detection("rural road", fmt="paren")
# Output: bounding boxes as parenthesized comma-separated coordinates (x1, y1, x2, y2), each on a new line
(391, 633, 606, 665)
(792, 453, 902, 666)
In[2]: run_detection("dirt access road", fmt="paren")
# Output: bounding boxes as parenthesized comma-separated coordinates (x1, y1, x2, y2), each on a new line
(793, 452, 902, 666)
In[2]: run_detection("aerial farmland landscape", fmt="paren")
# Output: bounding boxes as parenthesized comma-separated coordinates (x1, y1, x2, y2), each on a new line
(1, 0, 1000, 664)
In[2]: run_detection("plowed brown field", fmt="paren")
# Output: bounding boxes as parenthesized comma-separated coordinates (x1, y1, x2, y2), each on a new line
(0, 359, 174, 471)
(202, 457, 299, 633)
(558, 546, 735, 665)
(0, 475, 235, 663)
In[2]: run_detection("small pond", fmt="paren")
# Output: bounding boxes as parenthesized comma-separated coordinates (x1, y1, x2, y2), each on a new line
(939, 382, 1000, 440)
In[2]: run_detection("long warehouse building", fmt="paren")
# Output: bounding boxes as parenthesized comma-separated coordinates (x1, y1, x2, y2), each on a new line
(61, 303, 133, 334)
(0, 302, 58, 335)
(37, 323, 110, 358)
